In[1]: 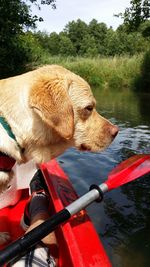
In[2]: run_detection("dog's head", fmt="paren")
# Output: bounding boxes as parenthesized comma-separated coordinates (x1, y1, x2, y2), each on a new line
(29, 65, 118, 154)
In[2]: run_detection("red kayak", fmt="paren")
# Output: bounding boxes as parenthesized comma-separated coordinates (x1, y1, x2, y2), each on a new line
(0, 159, 111, 266)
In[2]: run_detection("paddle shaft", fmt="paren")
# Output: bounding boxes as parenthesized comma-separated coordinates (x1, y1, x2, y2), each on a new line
(0, 185, 106, 265)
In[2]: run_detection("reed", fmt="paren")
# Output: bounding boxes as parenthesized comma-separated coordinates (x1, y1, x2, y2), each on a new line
(31, 54, 143, 91)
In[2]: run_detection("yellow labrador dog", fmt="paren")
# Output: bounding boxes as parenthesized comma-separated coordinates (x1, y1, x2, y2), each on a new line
(0, 65, 118, 244)
(0, 65, 118, 194)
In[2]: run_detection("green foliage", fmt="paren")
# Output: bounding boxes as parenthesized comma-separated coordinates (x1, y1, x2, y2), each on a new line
(79, 34, 98, 57)
(0, 35, 24, 77)
(138, 20, 150, 37)
(64, 19, 89, 54)
(34, 18, 149, 58)
(0, 0, 34, 77)
(116, 0, 150, 32)
(59, 34, 76, 56)
(142, 50, 150, 91)
(20, 32, 45, 61)
(43, 32, 60, 55)
(135, 50, 150, 92)
(88, 20, 108, 54)
(0, 0, 56, 78)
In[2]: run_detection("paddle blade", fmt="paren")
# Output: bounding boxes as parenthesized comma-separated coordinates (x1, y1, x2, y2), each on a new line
(105, 154, 150, 191)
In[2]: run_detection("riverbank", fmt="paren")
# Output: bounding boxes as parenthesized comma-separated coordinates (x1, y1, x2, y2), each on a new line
(28, 53, 147, 91)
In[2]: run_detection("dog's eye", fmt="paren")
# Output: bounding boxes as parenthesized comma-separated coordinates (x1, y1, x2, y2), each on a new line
(85, 105, 93, 112)
(79, 105, 94, 120)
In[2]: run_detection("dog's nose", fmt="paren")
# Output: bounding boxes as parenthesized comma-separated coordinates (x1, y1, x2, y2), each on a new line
(110, 125, 119, 138)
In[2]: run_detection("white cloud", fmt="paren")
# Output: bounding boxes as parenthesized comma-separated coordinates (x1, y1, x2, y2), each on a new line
(32, 0, 131, 33)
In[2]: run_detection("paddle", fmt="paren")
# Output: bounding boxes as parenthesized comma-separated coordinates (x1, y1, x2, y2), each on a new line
(0, 154, 150, 265)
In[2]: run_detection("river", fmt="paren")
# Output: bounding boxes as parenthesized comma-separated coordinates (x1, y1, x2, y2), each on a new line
(58, 88, 150, 267)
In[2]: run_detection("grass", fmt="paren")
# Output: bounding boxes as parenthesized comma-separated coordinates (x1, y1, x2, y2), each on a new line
(29, 54, 144, 91)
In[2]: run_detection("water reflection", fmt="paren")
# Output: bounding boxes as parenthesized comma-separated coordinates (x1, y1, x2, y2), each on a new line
(58, 89, 150, 267)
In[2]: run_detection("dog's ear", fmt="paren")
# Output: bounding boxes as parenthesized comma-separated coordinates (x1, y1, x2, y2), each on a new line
(29, 76, 74, 140)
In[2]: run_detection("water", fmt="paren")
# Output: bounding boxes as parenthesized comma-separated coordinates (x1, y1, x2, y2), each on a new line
(58, 89, 150, 267)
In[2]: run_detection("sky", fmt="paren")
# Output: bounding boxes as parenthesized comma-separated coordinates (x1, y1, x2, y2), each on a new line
(31, 0, 131, 33)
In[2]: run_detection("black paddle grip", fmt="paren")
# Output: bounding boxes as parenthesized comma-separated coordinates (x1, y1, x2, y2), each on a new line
(0, 208, 70, 266)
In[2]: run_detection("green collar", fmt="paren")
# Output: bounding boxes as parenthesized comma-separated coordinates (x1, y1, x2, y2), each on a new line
(0, 116, 17, 142)
(0, 116, 24, 154)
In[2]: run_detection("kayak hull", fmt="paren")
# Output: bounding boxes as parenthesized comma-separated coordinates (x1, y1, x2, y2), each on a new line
(41, 159, 111, 267)
(0, 159, 111, 267)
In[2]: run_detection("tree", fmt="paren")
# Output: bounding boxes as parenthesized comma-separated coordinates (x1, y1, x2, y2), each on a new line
(105, 28, 148, 56)
(89, 20, 108, 54)
(116, 0, 150, 32)
(47, 32, 60, 55)
(138, 20, 150, 37)
(64, 19, 89, 54)
(34, 31, 50, 51)
(59, 33, 76, 56)
(125, 32, 149, 54)
(104, 29, 119, 56)
(0, 0, 56, 78)
(79, 34, 98, 57)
